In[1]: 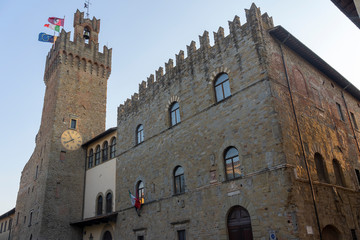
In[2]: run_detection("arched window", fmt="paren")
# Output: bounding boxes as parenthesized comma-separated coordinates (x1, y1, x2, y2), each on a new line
(137, 181, 145, 204)
(227, 206, 253, 240)
(102, 141, 109, 162)
(95, 145, 101, 166)
(97, 195, 103, 215)
(314, 153, 329, 183)
(110, 137, 116, 158)
(136, 124, 144, 144)
(88, 149, 94, 168)
(106, 192, 112, 213)
(224, 147, 241, 180)
(83, 27, 90, 44)
(333, 159, 345, 186)
(174, 166, 185, 194)
(103, 231, 112, 240)
(215, 73, 231, 102)
(170, 102, 181, 126)
(322, 225, 341, 240)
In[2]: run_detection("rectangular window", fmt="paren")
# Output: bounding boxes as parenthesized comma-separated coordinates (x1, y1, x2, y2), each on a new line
(29, 211, 33, 227)
(336, 102, 345, 121)
(35, 165, 39, 179)
(60, 151, 66, 161)
(351, 112, 359, 130)
(177, 230, 186, 240)
(8, 219, 12, 230)
(355, 169, 360, 186)
(3, 221, 7, 232)
(137, 236, 144, 240)
(70, 119, 77, 129)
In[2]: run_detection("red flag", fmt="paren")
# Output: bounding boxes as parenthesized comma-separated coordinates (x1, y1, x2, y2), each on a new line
(48, 17, 64, 27)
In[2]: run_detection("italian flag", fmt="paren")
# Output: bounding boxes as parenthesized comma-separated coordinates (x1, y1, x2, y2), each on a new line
(44, 24, 60, 32)
(129, 191, 141, 209)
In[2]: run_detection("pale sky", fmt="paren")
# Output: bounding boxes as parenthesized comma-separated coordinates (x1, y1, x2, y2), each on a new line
(0, 0, 359, 215)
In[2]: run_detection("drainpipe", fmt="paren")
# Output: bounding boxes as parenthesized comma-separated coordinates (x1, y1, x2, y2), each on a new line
(340, 85, 360, 153)
(277, 36, 322, 239)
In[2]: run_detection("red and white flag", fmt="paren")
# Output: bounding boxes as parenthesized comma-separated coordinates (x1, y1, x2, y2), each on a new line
(48, 17, 64, 27)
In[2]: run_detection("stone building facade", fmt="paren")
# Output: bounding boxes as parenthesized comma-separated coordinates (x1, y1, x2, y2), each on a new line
(5, 3, 360, 240)
(0, 208, 14, 240)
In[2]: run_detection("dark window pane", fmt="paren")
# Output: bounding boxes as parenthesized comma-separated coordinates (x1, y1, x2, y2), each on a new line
(351, 112, 359, 130)
(97, 196, 103, 215)
(70, 119, 77, 129)
(106, 193, 112, 213)
(336, 103, 345, 121)
(178, 230, 186, 240)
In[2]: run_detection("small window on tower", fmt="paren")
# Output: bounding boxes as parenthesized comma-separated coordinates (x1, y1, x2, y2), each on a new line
(70, 119, 77, 129)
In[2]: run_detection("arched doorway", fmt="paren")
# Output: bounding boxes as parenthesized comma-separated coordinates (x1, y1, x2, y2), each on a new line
(227, 206, 253, 240)
(322, 225, 341, 240)
(102, 231, 112, 240)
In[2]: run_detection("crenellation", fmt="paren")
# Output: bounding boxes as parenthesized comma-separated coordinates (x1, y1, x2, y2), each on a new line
(228, 15, 241, 35)
(138, 81, 147, 97)
(165, 59, 174, 74)
(116, 6, 274, 118)
(176, 50, 185, 66)
(199, 31, 210, 49)
(155, 67, 164, 81)
(261, 12, 274, 30)
(147, 74, 155, 87)
(214, 27, 225, 45)
(186, 41, 197, 56)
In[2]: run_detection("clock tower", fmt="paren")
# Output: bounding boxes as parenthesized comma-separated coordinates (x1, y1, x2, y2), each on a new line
(12, 10, 111, 240)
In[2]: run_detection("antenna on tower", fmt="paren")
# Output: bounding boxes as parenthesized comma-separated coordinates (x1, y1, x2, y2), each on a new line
(84, 0, 91, 18)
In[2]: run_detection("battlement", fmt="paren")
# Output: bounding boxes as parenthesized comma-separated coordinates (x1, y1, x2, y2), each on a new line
(117, 3, 273, 118)
(43, 10, 111, 84)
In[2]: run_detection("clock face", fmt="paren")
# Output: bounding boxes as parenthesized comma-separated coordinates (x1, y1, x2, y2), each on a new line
(61, 130, 83, 151)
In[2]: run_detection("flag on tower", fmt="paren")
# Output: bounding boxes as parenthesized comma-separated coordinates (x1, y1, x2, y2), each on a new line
(44, 23, 61, 32)
(48, 17, 64, 26)
(38, 32, 57, 43)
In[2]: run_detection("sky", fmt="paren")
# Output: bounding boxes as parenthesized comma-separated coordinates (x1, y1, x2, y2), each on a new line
(0, 0, 359, 215)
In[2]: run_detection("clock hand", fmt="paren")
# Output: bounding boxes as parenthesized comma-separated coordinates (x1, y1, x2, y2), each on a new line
(64, 139, 74, 144)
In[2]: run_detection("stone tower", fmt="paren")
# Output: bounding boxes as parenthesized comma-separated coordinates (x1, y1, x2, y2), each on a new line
(11, 10, 111, 240)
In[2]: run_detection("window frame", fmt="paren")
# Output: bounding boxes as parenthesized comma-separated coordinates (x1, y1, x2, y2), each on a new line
(333, 159, 345, 186)
(214, 73, 231, 102)
(170, 102, 181, 126)
(137, 181, 145, 204)
(110, 137, 116, 159)
(136, 124, 144, 144)
(97, 195, 103, 215)
(336, 102, 345, 121)
(88, 149, 94, 169)
(70, 119, 77, 129)
(350, 112, 359, 130)
(314, 153, 329, 183)
(174, 166, 185, 195)
(224, 147, 241, 180)
(177, 229, 186, 240)
(102, 141, 109, 162)
(95, 145, 101, 166)
(106, 192, 113, 213)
